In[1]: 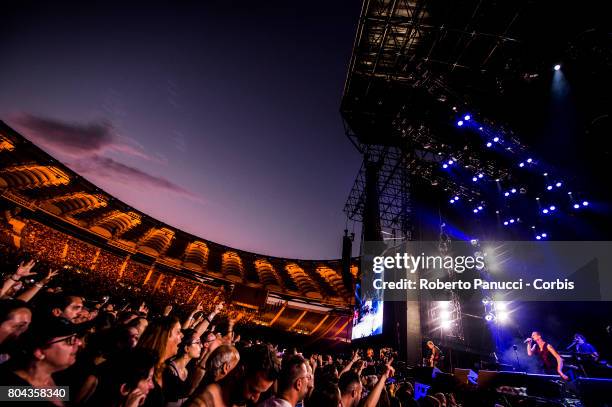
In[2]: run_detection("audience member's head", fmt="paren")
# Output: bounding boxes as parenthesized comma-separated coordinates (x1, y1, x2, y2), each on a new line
(11, 317, 82, 376)
(232, 343, 281, 404)
(95, 348, 157, 406)
(308, 382, 341, 407)
(339, 371, 363, 407)
(137, 316, 182, 380)
(205, 344, 240, 384)
(175, 328, 202, 360)
(0, 299, 31, 346)
(50, 293, 84, 323)
(277, 354, 311, 403)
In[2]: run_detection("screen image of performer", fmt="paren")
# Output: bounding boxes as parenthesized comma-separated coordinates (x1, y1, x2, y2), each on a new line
(426, 341, 441, 368)
(526, 331, 569, 380)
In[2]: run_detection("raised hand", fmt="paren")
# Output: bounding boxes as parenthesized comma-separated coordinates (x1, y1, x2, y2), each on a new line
(163, 304, 173, 316)
(42, 268, 59, 283)
(384, 358, 395, 377)
(214, 302, 224, 314)
(15, 260, 37, 277)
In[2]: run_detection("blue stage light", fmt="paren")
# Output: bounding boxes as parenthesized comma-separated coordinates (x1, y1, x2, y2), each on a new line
(472, 176, 478, 182)
(448, 160, 454, 165)
(556, 182, 562, 188)
(486, 142, 492, 147)
(473, 209, 478, 213)
(582, 201, 589, 207)
(549, 205, 556, 211)
(547, 185, 553, 191)
(542, 209, 549, 214)
(536, 235, 542, 240)
(511, 188, 517, 194)
(450, 199, 455, 204)
(478, 173, 484, 179)
(493, 137, 499, 142)
(464, 114, 471, 121)
(454, 196, 459, 200)
(504, 192, 510, 197)
(457, 120, 464, 127)
(478, 206, 483, 210)
(527, 158, 533, 163)
(573, 203, 580, 209)
(509, 219, 515, 223)
(485, 313, 494, 322)
(519, 162, 525, 168)
(503, 221, 509, 226)
(442, 163, 448, 169)
(479, 127, 483, 131)
(554, 64, 561, 71)
(541, 233, 547, 238)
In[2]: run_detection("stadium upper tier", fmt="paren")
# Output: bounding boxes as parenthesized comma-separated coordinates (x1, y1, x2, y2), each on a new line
(0, 121, 357, 307)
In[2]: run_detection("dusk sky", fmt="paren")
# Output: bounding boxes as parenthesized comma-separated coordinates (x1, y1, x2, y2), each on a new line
(0, 1, 364, 259)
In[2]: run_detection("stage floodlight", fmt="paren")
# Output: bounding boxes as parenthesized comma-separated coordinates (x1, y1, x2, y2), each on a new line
(511, 188, 517, 194)
(478, 173, 484, 179)
(443, 163, 448, 169)
(464, 114, 471, 121)
(527, 158, 533, 163)
(478, 206, 483, 210)
(549, 205, 556, 211)
(454, 196, 459, 200)
(582, 201, 589, 206)
(441, 320, 452, 330)
(547, 185, 553, 191)
(493, 137, 499, 142)
(486, 142, 492, 147)
(450, 199, 455, 204)
(519, 162, 525, 168)
(497, 312, 509, 323)
(556, 182, 562, 187)
(536, 235, 542, 240)
(541, 233, 547, 238)
(448, 159, 454, 165)
(504, 192, 510, 197)
(503, 221, 509, 226)
(573, 203, 580, 209)
(473, 209, 478, 213)
(484, 313, 494, 322)
(542, 209, 549, 214)
(472, 177, 478, 182)
(509, 219, 515, 223)
(554, 64, 561, 71)
(457, 120, 464, 127)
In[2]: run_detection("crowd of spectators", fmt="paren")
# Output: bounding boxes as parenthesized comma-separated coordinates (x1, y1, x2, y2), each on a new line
(0, 218, 582, 407)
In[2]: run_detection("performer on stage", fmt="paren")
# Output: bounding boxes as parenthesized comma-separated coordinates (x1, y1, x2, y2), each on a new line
(572, 334, 599, 361)
(526, 331, 569, 380)
(426, 341, 441, 368)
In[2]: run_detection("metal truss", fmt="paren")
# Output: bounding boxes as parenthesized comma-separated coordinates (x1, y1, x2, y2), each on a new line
(343, 145, 412, 238)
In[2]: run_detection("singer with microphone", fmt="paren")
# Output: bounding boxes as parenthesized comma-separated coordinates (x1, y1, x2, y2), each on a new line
(526, 331, 569, 380)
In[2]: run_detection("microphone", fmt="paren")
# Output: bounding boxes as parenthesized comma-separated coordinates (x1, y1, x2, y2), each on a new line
(523, 338, 532, 343)
(566, 341, 577, 350)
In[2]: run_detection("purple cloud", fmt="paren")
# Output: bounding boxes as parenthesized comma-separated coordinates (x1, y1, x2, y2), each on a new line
(12, 114, 163, 163)
(69, 156, 202, 201)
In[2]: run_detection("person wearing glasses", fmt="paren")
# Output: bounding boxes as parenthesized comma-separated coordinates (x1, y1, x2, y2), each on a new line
(0, 317, 83, 406)
(164, 329, 203, 406)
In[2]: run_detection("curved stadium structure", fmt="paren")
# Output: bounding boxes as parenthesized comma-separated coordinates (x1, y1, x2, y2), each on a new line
(0, 121, 357, 341)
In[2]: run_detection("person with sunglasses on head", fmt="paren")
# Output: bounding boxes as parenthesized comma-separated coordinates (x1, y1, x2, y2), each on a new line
(0, 317, 83, 406)
(164, 329, 203, 406)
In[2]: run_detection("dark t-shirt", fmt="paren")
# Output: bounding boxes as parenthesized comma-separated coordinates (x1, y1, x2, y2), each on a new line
(162, 361, 191, 402)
